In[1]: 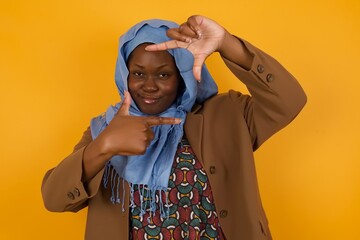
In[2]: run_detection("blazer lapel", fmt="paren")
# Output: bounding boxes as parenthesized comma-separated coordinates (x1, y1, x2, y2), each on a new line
(184, 107, 204, 165)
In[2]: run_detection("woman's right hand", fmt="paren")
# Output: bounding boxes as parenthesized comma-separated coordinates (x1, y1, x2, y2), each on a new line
(97, 91, 181, 156)
(82, 91, 181, 181)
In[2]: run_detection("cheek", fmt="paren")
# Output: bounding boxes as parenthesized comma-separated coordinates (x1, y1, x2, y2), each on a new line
(162, 85, 177, 94)
(127, 79, 139, 92)
(163, 78, 180, 96)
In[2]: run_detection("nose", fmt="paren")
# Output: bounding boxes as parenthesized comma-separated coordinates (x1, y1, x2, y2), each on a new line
(142, 76, 158, 92)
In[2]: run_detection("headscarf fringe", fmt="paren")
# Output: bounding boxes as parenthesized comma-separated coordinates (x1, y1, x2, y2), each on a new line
(103, 166, 170, 219)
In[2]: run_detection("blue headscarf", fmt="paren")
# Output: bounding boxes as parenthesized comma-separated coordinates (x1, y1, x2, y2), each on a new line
(90, 19, 218, 217)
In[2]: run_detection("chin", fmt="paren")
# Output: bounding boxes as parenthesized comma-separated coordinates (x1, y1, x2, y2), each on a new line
(140, 108, 163, 116)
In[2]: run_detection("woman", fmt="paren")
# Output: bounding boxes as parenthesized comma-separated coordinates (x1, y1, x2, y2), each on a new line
(42, 15, 306, 239)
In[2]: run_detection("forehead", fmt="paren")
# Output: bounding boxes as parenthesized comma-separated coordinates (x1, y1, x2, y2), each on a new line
(127, 43, 176, 67)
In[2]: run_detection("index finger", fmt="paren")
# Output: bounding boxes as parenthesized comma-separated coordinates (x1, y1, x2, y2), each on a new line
(145, 40, 187, 52)
(144, 116, 182, 126)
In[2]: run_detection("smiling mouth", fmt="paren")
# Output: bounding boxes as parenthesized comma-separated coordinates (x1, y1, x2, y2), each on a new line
(141, 96, 160, 104)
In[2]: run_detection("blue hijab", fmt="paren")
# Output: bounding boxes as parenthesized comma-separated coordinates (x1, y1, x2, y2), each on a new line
(90, 19, 218, 217)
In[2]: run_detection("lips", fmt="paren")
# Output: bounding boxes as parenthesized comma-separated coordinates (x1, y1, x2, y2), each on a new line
(140, 95, 160, 104)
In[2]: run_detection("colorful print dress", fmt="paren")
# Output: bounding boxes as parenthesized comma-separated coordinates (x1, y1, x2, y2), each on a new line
(130, 138, 226, 240)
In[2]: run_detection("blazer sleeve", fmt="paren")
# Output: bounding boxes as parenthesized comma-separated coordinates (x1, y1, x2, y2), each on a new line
(222, 38, 307, 150)
(41, 127, 104, 212)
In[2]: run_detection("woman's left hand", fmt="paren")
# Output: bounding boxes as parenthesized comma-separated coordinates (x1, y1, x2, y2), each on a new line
(145, 15, 227, 81)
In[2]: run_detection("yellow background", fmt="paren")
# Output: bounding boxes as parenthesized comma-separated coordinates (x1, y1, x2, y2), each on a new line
(1, 0, 359, 239)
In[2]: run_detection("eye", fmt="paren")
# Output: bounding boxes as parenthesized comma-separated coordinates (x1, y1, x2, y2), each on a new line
(159, 73, 169, 78)
(132, 71, 144, 78)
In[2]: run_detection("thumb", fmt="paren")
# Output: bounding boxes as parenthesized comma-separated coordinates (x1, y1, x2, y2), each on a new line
(193, 54, 206, 81)
(117, 91, 131, 116)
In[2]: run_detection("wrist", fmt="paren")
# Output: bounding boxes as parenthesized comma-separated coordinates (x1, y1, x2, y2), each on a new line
(217, 30, 232, 53)
(85, 137, 113, 163)
(95, 136, 115, 159)
(218, 33, 253, 70)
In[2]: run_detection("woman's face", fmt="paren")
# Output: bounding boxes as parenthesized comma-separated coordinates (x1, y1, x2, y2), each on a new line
(127, 43, 181, 115)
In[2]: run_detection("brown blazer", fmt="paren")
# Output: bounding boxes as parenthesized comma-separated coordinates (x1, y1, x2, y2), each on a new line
(42, 39, 306, 240)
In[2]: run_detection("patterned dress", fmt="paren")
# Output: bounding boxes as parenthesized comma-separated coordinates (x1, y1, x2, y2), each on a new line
(130, 138, 226, 240)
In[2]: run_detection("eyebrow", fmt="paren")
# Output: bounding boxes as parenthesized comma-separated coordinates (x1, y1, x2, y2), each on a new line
(133, 63, 169, 70)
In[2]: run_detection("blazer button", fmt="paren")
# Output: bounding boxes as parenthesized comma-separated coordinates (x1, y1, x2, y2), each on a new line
(266, 73, 274, 82)
(220, 209, 228, 218)
(67, 192, 75, 200)
(74, 188, 80, 197)
(209, 166, 216, 174)
(257, 64, 265, 73)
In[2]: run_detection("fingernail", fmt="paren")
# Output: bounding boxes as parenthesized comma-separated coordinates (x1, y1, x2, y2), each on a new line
(175, 118, 182, 124)
(194, 68, 201, 81)
(145, 45, 153, 51)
